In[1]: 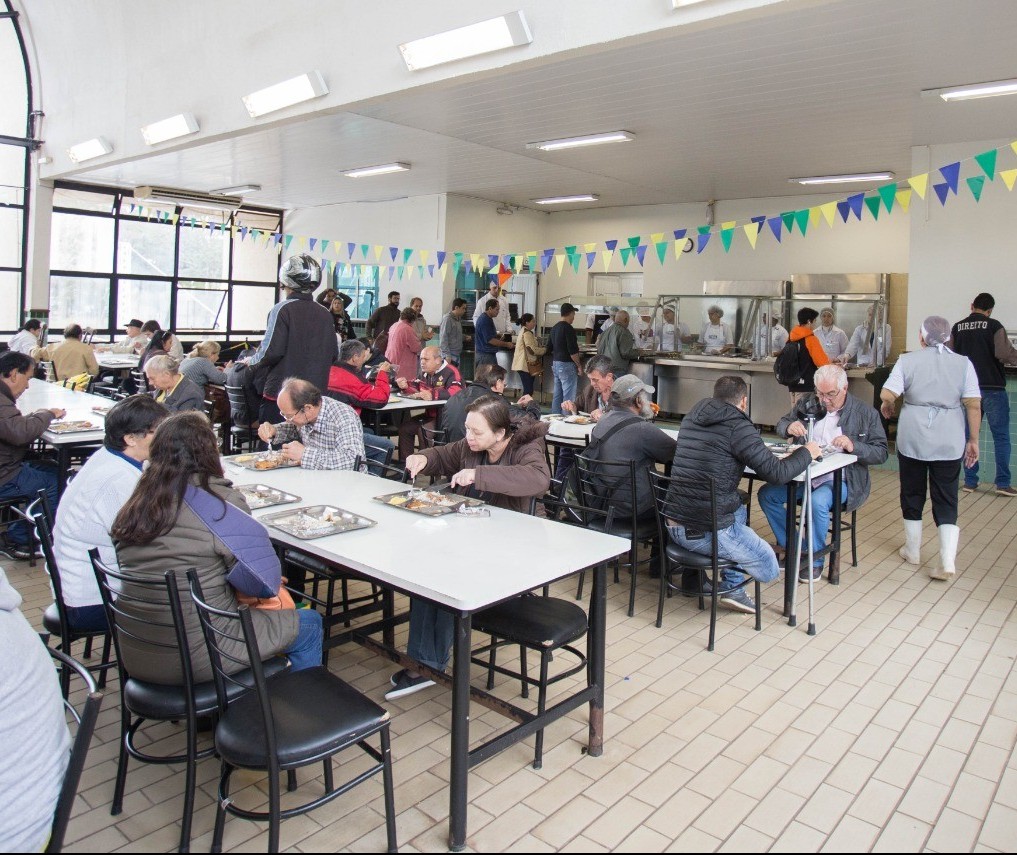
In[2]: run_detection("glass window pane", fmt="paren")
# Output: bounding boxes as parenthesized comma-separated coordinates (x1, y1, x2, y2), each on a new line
(0, 146, 25, 201)
(232, 235, 278, 282)
(49, 276, 110, 331)
(0, 22, 27, 138)
(334, 266, 379, 319)
(50, 212, 114, 273)
(54, 187, 116, 213)
(231, 284, 277, 331)
(179, 222, 229, 279)
(176, 282, 228, 331)
(117, 279, 171, 329)
(0, 271, 21, 331)
(0, 206, 23, 267)
(117, 218, 176, 275)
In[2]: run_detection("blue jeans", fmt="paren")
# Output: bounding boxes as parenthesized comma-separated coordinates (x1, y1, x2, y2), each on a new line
(0, 461, 60, 545)
(407, 598, 453, 671)
(551, 361, 578, 415)
(667, 504, 778, 591)
(965, 389, 1011, 488)
(285, 608, 323, 671)
(363, 427, 395, 473)
(758, 480, 848, 568)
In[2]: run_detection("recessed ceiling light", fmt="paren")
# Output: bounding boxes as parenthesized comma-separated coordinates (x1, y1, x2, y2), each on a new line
(526, 131, 634, 152)
(67, 137, 113, 163)
(531, 194, 600, 205)
(926, 77, 1017, 102)
(140, 113, 199, 145)
(209, 184, 262, 195)
(341, 162, 411, 178)
(242, 72, 328, 118)
(399, 11, 532, 71)
(789, 172, 895, 186)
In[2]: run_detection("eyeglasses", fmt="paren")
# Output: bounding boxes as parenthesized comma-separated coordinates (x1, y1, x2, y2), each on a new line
(815, 388, 843, 400)
(280, 406, 306, 422)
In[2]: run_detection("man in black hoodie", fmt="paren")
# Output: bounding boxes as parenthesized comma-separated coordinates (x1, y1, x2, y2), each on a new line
(665, 375, 821, 612)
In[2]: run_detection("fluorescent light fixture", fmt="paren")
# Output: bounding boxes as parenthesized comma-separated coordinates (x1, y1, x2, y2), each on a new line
(242, 71, 328, 118)
(140, 113, 199, 145)
(672, 0, 713, 6)
(67, 137, 112, 163)
(531, 194, 600, 205)
(209, 183, 262, 195)
(526, 131, 634, 151)
(341, 162, 411, 178)
(789, 172, 895, 185)
(399, 11, 532, 71)
(930, 77, 1017, 102)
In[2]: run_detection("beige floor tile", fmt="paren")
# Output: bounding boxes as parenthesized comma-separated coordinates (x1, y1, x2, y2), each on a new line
(926, 807, 983, 852)
(978, 803, 1017, 851)
(820, 814, 881, 853)
(743, 787, 807, 838)
(795, 783, 854, 834)
(871, 813, 932, 852)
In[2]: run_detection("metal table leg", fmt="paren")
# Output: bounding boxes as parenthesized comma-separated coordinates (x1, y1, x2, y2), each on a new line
(448, 611, 472, 852)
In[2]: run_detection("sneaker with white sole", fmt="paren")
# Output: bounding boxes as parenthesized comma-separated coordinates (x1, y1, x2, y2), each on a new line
(719, 587, 756, 614)
(798, 564, 824, 583)
(962, 483, 978, 494)
(995, 486, 1017, 497)
(385, 670, 436, 701)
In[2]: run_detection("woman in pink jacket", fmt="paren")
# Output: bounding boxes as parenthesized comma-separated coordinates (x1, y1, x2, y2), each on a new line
(384, 307, 422, 381)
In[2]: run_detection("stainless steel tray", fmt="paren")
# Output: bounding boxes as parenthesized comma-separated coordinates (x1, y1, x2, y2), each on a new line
(373, 489, 484, 517)
(237, 484, 300, 510)
(223, 451, 300, 471)
(48, 420, 99, 434)
(261, 505, 376, 539)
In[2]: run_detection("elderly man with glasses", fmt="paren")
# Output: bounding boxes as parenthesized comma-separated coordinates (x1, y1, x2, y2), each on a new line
(758, 363, 888, 581)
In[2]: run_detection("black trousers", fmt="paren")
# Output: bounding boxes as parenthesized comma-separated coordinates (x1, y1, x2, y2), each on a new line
(898, 453, 961, 526)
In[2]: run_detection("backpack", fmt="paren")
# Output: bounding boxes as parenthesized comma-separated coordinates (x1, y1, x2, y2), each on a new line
(773, 338, 808, 387)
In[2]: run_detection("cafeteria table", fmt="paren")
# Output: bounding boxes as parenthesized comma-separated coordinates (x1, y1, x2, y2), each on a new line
(366, 393, 446, 436)
(222, 464, 628, 850)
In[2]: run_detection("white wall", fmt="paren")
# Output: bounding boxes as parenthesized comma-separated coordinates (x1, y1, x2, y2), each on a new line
(908, 140, 1017, 348)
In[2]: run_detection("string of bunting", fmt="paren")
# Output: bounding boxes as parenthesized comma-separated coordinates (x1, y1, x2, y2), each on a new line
(127, 140, 1017, 281)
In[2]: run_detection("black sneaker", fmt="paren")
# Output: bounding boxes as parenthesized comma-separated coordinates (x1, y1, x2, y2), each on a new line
(962, 483, 978, 494)
(995, 486, 1017, 498)
(0, 537, 34, 562)
(719, 587, 756, 614)
(385, 670, 436, 701)
(798, 564, 824, 583)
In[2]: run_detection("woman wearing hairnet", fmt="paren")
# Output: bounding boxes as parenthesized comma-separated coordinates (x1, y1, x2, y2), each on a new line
(879, 316, 981, 580)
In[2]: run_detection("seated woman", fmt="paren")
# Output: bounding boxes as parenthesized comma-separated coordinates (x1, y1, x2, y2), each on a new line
(139, 329, 176, 370)
(111, 411, 322, 684)
(387, 396, 551, 700)
(180, 340, 232, 393)
(145, 355, 206, 414)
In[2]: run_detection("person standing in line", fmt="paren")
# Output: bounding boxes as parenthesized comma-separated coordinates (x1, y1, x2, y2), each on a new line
(784, 307, 831, 400)
(549, 302, 581, 414)
(511, 313, 545, 397)
(949, 292, 1017, 497)
(473, 299, 513, 369)
(409, 297, 432, 344)
(596, 309, 639, 376)
(365, 291, 401, 353)
(880, 316, 981, 580)
(815, 308, 849, 360)
(384, 307, 423, 381)
(439, 298, 470, 367)
(472, 281, 511, 335)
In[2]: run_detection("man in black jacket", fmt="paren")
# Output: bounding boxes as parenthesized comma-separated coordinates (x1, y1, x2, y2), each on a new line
(440, 363, 538, 443)
(666, 376, 821, 612)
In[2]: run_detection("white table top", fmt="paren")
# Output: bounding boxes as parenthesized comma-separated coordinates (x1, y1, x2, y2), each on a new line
(18, 378, 111, 444)
(96, 353, 140, 369)
(380, 395, 447, 413)
(224, 466, 629, 612)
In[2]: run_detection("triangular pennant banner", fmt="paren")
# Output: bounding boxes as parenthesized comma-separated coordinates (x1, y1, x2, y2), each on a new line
(650, 232, 664, 245)
(781, 211, 795, 233)
(634, 245, 647, 266)
(436, 250, 447, 268)
(895, 189, 912, 211)
(487, 254, 498, 270)
(427, 264, 435, 277)
(794, 209, 810, 236)
(836, 201, 851, 223)
(619, 247, 632, 265)
(586, 251, 597, 269)
(627, 236, 641, 249)
(555, 254, 566, 275)
(908, 174, 928, 199)
(320, 239, 330, 256)
(933, 182, 951, 206)
(655, 241, 668, 265)
(846, 193, 865, 220)
(696, 232, 711, 254)
(419, 249, 430, 265)
(373, 246, 383, 261)
(721, 228, 734, 252)
(743, 224, 759, 249)
(966, 175, 985, 202)
(877, 183, 897, 213)
(939, 161, 960, 194)
(750, 216, 766, 234)
(1001, 168, 1017, 191)
(1012, 140, 1017, 158)
(975, 149, 997, 180)
(308, 238, 317, 251)
(403, 249, 414, 264)
(673, 228, 687, 241)
(819, 202, 837, 227)
(767, 217, 783, 242)
(605, 239, 618, 252)
(864, 196, 881, 220)
(361, 244, 370, 259)
(347, 242, 356, 258)
(601, 250, 613, 271)
(389, 247, 399, 262)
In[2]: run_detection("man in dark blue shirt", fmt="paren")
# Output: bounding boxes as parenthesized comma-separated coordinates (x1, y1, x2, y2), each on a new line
(550, 302, 581, 414)
(473, 298, 512, 370)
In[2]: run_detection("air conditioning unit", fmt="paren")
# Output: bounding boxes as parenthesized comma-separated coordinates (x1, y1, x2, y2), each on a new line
(132, 185, 243, 211)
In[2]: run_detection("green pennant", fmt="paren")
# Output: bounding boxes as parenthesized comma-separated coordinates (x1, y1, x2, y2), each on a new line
(720, 229, 734, 252)
(967, 175, 986, 202)
(975, 149, 998, 180)
(284, 234, 294, 249)
(794, 209, 810, 236)
(403, 248, 413, 264)
(781, 211, 795, 233)
(877, 183, 897, 213)
(619, 247, 632, 265)
(864, 196, 881, 220)
(627, 236, 641, 249)
(527, 252, 538, 270)
(397, 267, 404, 280)
(360, 244, 369, 258)
(655, 241, 668, 265)
(696, 225, 711, 234)
(320, 239, 330, 255)
(569, 254, 581, 273)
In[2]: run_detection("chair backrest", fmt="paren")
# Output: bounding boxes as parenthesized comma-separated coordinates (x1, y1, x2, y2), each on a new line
(646, 470, 721, 562)
(40, 360, 56, 382)
(573, 454, 639, 529)
(420, 425, 447, 448)
(45, 647, 103, 854)
(29, 500, 71, 640)
(130, 368, 148, 393)
(224, 384, 248, 411)
(353, 454, 410, 482)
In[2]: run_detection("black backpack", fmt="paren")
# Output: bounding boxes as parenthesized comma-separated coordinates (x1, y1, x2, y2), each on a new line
(773, 338, 808, 387)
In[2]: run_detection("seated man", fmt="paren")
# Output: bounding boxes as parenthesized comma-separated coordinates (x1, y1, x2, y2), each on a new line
(440, 363, 539, 443)
(561, 355, 616, 422)
(327, 338, 397, 470)
(758, 363, 888, 580)
(0, 352, 64, 560)
(666, 376, 821, 613)
(52, 395, 168, 631)
(111, 318, 148, 354)
(31, 323, 100, 382)
(395, 345, 463, 459)
(258, 378, 365, 470)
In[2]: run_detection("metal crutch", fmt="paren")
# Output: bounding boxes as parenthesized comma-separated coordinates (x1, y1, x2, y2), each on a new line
(789, 402, 824, 635)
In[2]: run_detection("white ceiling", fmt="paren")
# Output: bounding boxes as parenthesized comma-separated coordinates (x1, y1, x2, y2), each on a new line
(68, 0, 1017, 213)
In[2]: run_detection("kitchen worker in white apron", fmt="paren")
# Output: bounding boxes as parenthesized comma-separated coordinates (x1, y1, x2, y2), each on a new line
(700, 305, 734, 354)
(655, 307, 690, 352)
(816, 307, 849, 360)
(839, 305, 892, 367)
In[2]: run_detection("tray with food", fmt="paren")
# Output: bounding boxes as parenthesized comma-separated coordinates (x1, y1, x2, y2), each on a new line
(223, 451, 300, 471)
(48, 420, 98, 434)
(373, 488, 485, 517)
(562, 415, 593, 425)
(261, 505, 376, 539)
(90, 405, 112, 415)
(236, 484, 300, 510)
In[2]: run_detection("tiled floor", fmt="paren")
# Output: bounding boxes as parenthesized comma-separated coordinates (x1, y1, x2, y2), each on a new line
(7, 470, 1017, 852)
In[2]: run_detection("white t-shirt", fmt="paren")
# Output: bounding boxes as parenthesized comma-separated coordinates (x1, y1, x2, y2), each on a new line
(473, 294, 511, 334)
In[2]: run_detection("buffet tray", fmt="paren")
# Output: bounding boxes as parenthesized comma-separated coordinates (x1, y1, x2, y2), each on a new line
(374, 489, 484, 517)
(237, 484, 300, 510)
(48, 420, 98, 434)
(223, 451, 300, 471)
(261, 505, 376, 539)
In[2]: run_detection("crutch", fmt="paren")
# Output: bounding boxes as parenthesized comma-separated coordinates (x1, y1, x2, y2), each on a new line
(789, 404, 824, 635)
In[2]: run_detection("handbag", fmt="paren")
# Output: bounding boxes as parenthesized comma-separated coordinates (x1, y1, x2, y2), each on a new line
(524, 334, 543, 375)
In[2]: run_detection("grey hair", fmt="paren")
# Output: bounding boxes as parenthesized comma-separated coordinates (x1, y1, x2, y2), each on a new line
(921, 315, 951, 347)
(614, 310, 630, 326)
(339, 339, 368, 363)
(584, 354, 614, 376)
(708, 304, 723, 317)
(813, 363, 848, 390)
(145, 355, 179, 375)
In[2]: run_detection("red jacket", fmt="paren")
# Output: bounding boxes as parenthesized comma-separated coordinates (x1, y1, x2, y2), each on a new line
(406, 362, 463, 400)
(327, 363, 391, 415)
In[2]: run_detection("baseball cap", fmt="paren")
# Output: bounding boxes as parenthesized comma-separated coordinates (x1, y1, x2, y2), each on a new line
(610, 374, 655, 402)
(126, 318, 143, 329)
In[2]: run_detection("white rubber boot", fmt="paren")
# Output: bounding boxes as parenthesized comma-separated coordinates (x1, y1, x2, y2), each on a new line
(930, 524, 959, 580)
(899, 519, 923, 565)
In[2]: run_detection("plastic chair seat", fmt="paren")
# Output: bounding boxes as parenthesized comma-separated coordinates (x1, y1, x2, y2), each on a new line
(43, 602, 62, 635)
(587, 515, 657, 543)
(214, 667, 389, 770)
(664, 541, 740, 570)
(474, 595, 588, 649)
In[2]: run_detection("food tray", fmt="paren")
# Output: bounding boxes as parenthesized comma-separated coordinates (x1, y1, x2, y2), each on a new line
(237, 484, 300, 510)
(90, 405, 112, 415)
(48, 420, 97, 434)
(223, 451, 300, 471)
(374, 489, 484, 517)
(563, 415, 593, 425)
(261, 505, 376, 539)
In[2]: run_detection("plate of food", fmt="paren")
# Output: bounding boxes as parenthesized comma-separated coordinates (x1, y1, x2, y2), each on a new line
(261, 505, 376, 539)
(48, 420, 97, 434)
(90, 405, 112, 415)
(223, 451, 300, 471)
(237, 484, 300, 510)
(563, 415, 593, 425)
(374, 488, 485, 517)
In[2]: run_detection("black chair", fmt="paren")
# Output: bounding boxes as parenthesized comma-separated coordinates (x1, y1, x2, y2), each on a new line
(647, 471, 761, 651)
(89, 550, 289, 853)
(224, 384, 257, 453)
(46, 647, 104, 854)
(129, 368, 148, 394)
(354, 453, 409, 482)
(29, 495, 114, 696)
(0, 493, 38, 566)
(187, 570, 398, 854)
(419, 424, 447, 448)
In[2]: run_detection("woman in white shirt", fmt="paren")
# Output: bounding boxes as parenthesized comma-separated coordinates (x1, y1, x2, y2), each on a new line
(7, 320, 42, 355)
(700, 305, 733, 354)
(815, 308, 849, 359)
(839, 306, 891, 366)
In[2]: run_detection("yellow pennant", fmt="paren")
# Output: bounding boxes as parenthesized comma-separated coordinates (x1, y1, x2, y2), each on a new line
(895, 188, 913, 211)
(555, 254, 566, 276)
(819, 201, 837, 227)
(1001, 168, 1017, 191)
(407, 265, 415, 279)
(674, 238, 688, 260)
(467, 253, 480, 272)
(601, 250, 613, 271)
(1011, 140, 1017, 158)
(373, 245, 383, 261)
(419, 249, 430, 265)
(908, 174, 928, 199)
(170, 214, 179, 226)
(808, 207, 821, 228)
(584, 242, 597, 253)
(649, 232, 664, 245)
(743, 224, 759, 249)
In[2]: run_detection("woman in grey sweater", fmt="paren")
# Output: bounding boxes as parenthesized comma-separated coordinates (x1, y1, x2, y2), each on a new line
(180, 339, 231, 392)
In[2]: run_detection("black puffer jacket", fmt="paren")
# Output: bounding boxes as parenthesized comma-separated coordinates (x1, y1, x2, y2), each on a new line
(667, 397, 812, 530)
(440, 383, 542, 443)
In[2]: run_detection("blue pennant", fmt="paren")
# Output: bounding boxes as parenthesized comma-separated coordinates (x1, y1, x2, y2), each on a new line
(939, 161, 961, 194)
(933, 182, 951, 206)
(846, 193, 864, 220)
(767, 217, 783, 242)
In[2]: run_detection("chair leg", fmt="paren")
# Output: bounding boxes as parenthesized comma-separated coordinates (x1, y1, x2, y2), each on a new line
(98, 634, 112, 690)
(286, 769, 298, 792)
(656, 560, 668, 629)
(268, 765, 282, 855)
(486, 639, 498, 690)
(626, 545, 638, 618)
(851, 511, 858, 566)
(533, 653, 551, 769)
(83, 635, 94, 658)
(179, 717, 199, 853)
(754, 579, 762, 632)
(380, 726, 398, 853)
(708, 566, 720, 653)
(111, 709, 131, 815)
(575, 570, 585, 600)
(323, 758, 334, 793)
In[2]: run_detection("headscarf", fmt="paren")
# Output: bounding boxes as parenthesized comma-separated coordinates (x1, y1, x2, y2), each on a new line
(920, 315, 951, 352)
